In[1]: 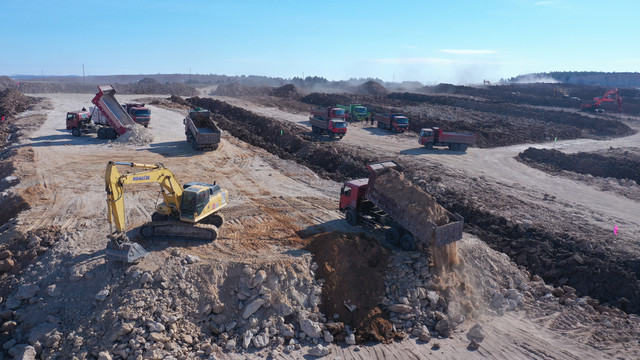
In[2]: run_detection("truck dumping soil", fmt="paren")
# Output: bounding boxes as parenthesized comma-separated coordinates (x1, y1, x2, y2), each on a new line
(305, 232, 395, 343)
(518, 147, 640, 184)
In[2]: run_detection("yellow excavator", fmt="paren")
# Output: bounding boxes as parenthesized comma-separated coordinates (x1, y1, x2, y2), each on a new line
(105, 161, 228, 262)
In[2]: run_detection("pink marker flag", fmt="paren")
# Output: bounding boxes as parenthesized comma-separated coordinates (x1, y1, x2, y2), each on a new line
(614, 225, 618, 235)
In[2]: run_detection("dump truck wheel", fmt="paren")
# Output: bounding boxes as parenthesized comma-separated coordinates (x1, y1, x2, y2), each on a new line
(71, 128, 81, 137)
(97, 128, 106, 139)
(192, 140, 199, 151)
(140, 226, 153, 238)
(144, 124, 148, 128)
(346, 209, 358, 226)
(459, 144, 468, 152)
(107, 129, 117, 140)
(425, 143, 434, 150)
(186, 133, 191, 143)
(401, 234, 416, 251)
(385, 227, 401, 246)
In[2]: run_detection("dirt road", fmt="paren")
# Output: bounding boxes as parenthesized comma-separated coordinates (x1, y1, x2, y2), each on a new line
(2, 92, 638, 359)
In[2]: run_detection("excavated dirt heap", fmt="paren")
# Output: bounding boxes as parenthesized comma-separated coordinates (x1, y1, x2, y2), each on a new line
(0, 76, 16, 90)
(305, 232, 394, 343)
(213, 83, 270, 97)
(357, 81, 388, 96)
(0, 88, 37, 118)
(300, 93, 352, 108)
(114, 124, 154, 146)
(270, 84, 300, 99)
(374, 168, 450, 227)
(518, 147, 640, 184)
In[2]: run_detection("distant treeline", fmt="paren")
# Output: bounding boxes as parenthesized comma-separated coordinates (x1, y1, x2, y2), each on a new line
(507, 72, 640, 88)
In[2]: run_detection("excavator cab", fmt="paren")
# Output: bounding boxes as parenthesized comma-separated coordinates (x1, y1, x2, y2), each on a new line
(180, 182, 226, 223)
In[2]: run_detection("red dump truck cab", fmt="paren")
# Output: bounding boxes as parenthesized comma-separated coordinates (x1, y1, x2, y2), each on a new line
(309, 107, 347, 138)
(65, 110, 92, 134)
(419, 127, 477, 152)
(339, 178, 369, 211)
(375, 113, 409, 133)
(123, 103, 151, 128)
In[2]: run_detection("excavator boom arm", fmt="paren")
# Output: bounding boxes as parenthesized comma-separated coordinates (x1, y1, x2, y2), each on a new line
(105, 162, 184, 234)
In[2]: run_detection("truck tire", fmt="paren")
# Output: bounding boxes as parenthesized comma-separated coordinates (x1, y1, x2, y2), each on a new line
(385, 227, 401, 246)
(425, 143, 434, 150)
(401, 234, 416, 251)
(144, 124, 148, 128)
(97, 128, 106, 139)
(140, 226, 154, 238)
(459, 144, 468, 152)
(186, 133, 191, 143)
(107, 129, 117, 140)
(345, 209, 358, 226)
(71, 128, 81, 137)
(192, 139, 199, 151)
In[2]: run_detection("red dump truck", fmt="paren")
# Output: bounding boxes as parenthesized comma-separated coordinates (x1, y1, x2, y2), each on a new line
(123, 103, 151, 128)
(419, 127, 477, 152)
(66, 85, 136, 139)
(184, 108, 221, 150)
(309, 107, 347, 138)
(339, 161, 464, 250)
(375, 113, 409, 133)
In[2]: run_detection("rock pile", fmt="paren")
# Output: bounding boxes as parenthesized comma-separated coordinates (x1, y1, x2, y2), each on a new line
(114, 124, 154, 146)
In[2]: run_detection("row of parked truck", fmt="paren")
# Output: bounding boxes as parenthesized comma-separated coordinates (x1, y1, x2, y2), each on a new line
(309, 105, 477, 151)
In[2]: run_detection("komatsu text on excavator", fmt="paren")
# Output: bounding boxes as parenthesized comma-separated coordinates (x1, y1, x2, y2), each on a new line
(105, 161, 228, 262)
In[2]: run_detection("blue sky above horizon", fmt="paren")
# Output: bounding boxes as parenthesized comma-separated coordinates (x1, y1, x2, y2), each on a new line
(2, 0, 638, 84)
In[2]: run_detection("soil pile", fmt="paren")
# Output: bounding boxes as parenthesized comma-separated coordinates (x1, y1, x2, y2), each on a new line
(518, 147, 640, 184)
(115, 124, 154, 146)
(271, 84, 300, 99)
(300, 93, 352, 108)
(213, 83, 270, 97)
(374, 168, 450, 227)
(0, 88, 37, 118)
(305, 232, 394, 343)
(357, 81, 387, 96)
(0, 76, 16, 90)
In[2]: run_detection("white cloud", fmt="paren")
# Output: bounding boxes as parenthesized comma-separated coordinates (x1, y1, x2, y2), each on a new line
(371, 57, 455, 65)
(369, 57, 506, 66)
(440, 49, 498, 55)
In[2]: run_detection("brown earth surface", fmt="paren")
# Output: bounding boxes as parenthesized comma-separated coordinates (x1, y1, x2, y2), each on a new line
(0, 85, 639, 359)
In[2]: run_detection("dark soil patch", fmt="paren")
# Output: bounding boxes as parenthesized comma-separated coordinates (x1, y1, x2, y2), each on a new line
(518, 147, 640, 184)
(357, 81, 387, 96)
(271, 84, 300, 99)
(300, 93, 352, 108)
(305, 232, 394, 343)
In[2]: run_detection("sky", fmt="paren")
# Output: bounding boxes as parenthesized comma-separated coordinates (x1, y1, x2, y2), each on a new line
(1, 0, 639, 84)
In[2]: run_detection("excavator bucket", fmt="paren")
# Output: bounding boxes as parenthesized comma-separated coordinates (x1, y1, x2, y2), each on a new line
(105, 240, 148, 263)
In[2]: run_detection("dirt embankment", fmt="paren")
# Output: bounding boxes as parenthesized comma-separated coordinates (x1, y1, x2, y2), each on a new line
(305, 232, 394, 343)
(518, 147, 640, 184)
(0, 88, 39, 148)
(2, 78, 197, 96)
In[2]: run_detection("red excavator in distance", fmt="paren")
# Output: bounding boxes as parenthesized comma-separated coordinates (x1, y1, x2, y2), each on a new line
(581, 89, 623, 113)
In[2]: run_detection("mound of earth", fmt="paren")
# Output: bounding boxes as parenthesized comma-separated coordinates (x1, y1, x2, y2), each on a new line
(357, 81, 388, 96)
(300, 93, 352, 108)
(115, 124, 154, 146)
(518, 147, 640, 184)
(0, 88, 38, 118)
(213, 83, 270, 97)
(0, 76, 16, 90)
(271, 84, 300, 99)
(305, 232, 394, 343)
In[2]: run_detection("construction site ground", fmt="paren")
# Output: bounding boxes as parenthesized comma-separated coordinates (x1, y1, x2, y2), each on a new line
(0, 87, 639, 359)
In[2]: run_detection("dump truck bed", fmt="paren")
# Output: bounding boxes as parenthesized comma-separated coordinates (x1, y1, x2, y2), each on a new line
(91, 85, 135, 135)
(365, 161, 463, 247)
(185, 110, 221, 149)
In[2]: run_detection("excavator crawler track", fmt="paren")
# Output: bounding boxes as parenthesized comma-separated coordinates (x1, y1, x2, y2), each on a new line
(140, 221, 219, 241)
